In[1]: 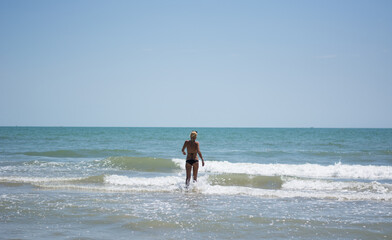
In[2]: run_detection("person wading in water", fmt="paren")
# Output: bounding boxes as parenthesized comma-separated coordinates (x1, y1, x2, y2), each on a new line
(182, 131, 205, 186)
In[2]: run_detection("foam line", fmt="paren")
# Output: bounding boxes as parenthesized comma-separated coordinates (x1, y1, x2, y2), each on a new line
(172, 159, 392, 180)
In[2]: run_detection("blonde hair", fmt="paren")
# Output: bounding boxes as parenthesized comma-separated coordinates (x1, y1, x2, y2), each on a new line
(190, 131, 198, 140)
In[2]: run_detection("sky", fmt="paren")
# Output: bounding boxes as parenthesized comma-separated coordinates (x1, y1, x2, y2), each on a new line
(0, 0, 391, 128)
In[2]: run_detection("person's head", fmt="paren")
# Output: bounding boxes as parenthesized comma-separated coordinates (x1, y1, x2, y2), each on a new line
(190, 131, 198, 141)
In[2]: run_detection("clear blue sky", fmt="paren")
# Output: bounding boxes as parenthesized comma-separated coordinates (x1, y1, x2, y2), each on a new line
(1, 0, 391, 127)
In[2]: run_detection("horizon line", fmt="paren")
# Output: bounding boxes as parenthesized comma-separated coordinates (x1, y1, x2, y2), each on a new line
(1, 125, 391, 129)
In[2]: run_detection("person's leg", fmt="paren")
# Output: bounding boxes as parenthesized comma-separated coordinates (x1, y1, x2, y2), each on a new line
(192, 162, 199, 182)
(185, 163, 192, 186)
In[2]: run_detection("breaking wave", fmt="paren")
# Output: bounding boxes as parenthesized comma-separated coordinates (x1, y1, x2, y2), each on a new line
(2, 158, 392, 201)
(2, 172, 392, 201)
(102, 157, 181, 172)
(207, 174, 283, 189)
(22, 149, 138, 158)
(171, 159, 392, 180)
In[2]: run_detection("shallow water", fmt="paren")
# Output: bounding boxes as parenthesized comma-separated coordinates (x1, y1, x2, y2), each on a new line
(1, 127, 391, 239)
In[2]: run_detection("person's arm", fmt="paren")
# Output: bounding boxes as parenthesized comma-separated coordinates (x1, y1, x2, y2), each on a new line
(182, 141, 187, 155)
(197, 142, 205, 166)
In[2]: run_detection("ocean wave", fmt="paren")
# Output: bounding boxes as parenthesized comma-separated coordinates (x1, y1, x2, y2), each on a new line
(22, 149, 138, 158)
(3, 174, 391, 201)
(69, 175, 105, 184)
(171, 159, 392, 180)
(32, 175, 184, 193)
(105, 175, 182, 189)
(105, 174, 283, 190)
(0, 175, 105, 185)
(226, 150, 291, 157)
(23, 160, 69, 167)
(102, 157, 181, 172)
(199, 184, 392, 201)
(208, 174, 283, 189)
(0, 176, 84, 184)
(45, 175, 392, 201)
(282, 178, 392, 194)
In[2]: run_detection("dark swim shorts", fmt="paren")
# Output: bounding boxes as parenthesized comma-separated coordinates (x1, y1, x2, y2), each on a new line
(186, 159, 198, 165)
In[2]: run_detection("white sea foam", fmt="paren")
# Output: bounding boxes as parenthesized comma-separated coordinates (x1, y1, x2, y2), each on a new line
(3, 170, 392, 201)
(199, 184, 392, 201)
(282, 178, 392, 193)
(0, 176, 81, 183)
(9, 173, 388, 201)
(101, 174, 392, 200)
(172, 159, 392, 180)
(105, 175, 182, 188)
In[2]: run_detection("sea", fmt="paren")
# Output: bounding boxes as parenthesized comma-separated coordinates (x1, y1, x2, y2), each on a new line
(1, 127, 391, 240)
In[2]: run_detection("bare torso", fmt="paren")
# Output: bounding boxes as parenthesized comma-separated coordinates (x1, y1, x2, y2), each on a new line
(184, 140, 199, 160)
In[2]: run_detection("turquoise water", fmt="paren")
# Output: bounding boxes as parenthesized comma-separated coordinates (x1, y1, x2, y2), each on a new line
(1, 127, 392, 239)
